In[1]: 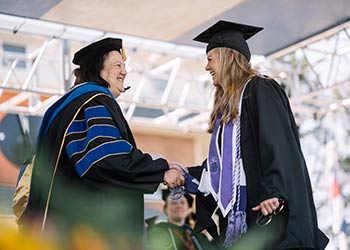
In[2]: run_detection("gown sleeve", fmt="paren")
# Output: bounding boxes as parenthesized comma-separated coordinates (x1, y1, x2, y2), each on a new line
(188, 159, 206, 180)
(64, 98, 169, 193)
(249, 77, 305, 202)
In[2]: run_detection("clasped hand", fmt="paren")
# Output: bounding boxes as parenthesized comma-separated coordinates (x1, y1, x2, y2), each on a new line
(163, 163, 186, 189)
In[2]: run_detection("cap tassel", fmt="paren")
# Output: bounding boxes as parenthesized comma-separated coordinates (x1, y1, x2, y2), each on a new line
(229, 83, 235, 95)
(121, 43, 127, 61)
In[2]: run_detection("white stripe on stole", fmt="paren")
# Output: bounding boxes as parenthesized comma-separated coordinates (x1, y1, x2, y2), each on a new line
(218, 123, 237, 217)
(207, 126, 221, 201)
(199, 78, 252, 213)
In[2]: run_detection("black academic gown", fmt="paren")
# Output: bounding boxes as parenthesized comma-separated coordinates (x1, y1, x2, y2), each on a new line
(189, 76, 328, 250)
(23, 83, 168, 249)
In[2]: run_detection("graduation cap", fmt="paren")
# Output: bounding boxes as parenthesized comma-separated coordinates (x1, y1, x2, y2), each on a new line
(193, 20, 263, 61)
(162, 189, 193, 208)
(72, 37, 127, 66)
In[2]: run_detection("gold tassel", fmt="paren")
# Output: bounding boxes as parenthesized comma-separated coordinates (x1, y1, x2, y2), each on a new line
(121, 43, 127, 61)
(229, 82, 235, 95)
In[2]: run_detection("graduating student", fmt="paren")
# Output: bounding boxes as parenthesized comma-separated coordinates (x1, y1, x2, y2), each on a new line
(179, 20, 329, 249)
(19, 37, 184, 249)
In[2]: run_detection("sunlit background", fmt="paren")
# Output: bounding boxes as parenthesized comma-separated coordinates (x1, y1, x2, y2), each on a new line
(0, 1, 349, 249)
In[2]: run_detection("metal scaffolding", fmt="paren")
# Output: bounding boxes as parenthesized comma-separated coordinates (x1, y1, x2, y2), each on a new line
(0, 13, 212, 132)
(260, 20, 350, 124)
(0, 13, 349, 133)
(0, 13, 350, 248)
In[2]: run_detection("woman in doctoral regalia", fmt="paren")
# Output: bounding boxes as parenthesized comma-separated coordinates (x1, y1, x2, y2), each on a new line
(18, 37, 184, 249)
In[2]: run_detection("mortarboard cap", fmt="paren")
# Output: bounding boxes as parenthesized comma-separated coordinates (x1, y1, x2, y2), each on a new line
(72, 37, 127, 66)
(193, 20, 263, 61)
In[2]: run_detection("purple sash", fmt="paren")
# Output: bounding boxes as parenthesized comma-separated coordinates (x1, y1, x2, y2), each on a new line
(208, 116, 244, 217)
(207, 79, 251, 247)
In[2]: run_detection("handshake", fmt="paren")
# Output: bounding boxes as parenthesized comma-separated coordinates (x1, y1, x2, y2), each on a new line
(163, 163, 187, 189)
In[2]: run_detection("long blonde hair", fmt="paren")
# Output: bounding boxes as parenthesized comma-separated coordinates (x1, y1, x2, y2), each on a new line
(207, 48, 257, 133)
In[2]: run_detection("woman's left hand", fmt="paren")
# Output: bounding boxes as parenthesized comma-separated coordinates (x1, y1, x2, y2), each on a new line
(252, 197, 280, 216)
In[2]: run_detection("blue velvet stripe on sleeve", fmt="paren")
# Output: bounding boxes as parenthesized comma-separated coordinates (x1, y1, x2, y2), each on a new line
(65, 105, 133, 177)
(66, 125, 122, 157)
(67, 120, 87, 135)
(75, 140, 132, 177)
(66, 105, 115, 136)
(84, 105, 112, 120)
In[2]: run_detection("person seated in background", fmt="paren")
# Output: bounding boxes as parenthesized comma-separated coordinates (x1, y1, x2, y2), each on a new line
(146, 189, 216, 250)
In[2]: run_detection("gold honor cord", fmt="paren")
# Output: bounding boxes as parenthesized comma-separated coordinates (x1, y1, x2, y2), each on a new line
(41, 93, 112, 232)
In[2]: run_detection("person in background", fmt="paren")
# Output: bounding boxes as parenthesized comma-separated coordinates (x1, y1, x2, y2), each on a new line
(18, 37, 184, 249)
(146, 189, 215, 250)
(175, 20, 329, 250)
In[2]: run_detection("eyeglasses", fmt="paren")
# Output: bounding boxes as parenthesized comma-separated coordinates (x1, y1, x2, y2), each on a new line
(256, 199, 285, 227)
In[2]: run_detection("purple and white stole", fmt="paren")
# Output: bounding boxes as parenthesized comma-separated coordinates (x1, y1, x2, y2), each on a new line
(199, 80, 251, 247)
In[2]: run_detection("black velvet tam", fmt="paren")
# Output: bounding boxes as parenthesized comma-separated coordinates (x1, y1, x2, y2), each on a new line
(72, 37, 124, 66)
(193, 20, 263, 61)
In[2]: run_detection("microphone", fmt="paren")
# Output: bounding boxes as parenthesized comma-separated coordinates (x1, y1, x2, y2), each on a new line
(122, 86, 131, 92)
